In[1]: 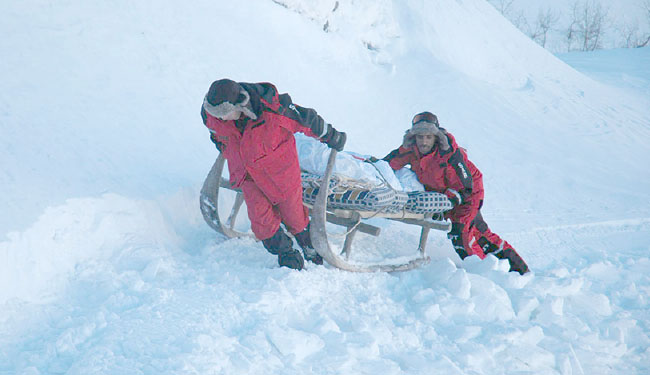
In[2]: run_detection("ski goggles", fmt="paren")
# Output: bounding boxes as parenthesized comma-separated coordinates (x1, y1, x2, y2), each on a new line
(412, 112, 439, 126)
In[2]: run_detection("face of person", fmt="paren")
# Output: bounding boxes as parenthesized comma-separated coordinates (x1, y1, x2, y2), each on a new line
(415, 134, 436, 155)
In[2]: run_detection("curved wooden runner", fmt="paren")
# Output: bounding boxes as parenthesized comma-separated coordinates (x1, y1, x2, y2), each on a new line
(199, 155, 255, 240)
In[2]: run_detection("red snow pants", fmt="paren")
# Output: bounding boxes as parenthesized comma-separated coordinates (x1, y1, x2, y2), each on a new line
(447, 200, 528, 274)
(240, 177, 309, 240)
(468, 211, 516, 258)
(446, 198, 515, 260)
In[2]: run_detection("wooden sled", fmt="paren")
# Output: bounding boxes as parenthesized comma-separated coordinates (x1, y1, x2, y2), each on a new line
(200, 151, 451, 272)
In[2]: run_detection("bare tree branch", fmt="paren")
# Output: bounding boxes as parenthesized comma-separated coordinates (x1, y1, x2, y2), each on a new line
(640, 0, 650, 47)
(566, 0, 609, 51)
(528, 8, 559, 48)
(489, 0, 516, 17)
(487, 0, 527, 29)
(618, 21, 640, 48)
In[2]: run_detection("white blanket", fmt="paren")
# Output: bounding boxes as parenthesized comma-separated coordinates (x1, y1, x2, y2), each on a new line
(295, 134, 425, 192)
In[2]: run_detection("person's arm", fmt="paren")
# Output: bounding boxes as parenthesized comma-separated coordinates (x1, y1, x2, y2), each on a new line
(447, 149, 473, 203)
(277, 94, 325, 136)
(202, 101, 224, 151)
(383, 147, 413, 170)
(277, 93, 346, 151)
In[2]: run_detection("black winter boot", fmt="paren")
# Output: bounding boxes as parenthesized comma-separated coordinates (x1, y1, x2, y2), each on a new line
(262, 227, 305, 270)
(293, 224, 324, 265)
(478, 237, 529, 275)
(496, 248, 529, 275)
(278, 248, 304, 270)
(262, 228, 293, 255)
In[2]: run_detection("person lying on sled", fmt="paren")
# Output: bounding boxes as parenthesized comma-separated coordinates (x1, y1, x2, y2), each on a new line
(382, 112, 529, 274)
(201, 79, 346, 270)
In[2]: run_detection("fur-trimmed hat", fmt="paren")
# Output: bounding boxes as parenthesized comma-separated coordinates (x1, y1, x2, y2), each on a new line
(203, 79, 257, 120)
(402, 111, 450, 151)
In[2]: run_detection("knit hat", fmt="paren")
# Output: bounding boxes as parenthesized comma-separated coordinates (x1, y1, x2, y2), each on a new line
(203, 79, 257, 120)
(402, 111, 450, 151)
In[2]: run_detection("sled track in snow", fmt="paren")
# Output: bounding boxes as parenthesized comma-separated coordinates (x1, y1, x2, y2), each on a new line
(517, 217, 650, 237)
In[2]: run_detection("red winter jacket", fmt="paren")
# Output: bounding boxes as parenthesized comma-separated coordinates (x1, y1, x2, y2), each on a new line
(384, 131, 484, 206)
(201, 82, 325, 205)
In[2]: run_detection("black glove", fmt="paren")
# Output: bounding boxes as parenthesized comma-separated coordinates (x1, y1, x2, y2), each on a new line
(320, 124, 346, 151)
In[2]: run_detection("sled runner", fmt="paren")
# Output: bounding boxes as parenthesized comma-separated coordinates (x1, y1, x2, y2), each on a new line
(200, 151, 452, 272)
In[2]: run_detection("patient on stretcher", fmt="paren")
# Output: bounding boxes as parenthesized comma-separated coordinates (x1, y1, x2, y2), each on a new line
(295, 134, 452, 214)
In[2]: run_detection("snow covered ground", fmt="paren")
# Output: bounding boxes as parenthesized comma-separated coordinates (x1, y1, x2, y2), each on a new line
(1, 0, 649, 374)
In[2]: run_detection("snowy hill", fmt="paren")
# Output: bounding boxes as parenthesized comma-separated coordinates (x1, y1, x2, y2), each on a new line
(1, 0, 650, 374)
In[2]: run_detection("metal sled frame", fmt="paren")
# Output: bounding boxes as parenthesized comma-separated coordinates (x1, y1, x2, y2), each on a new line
(200, 151, 451, 272)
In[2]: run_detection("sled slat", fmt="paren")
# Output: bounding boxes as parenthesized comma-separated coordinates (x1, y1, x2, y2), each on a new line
(391, 217, 451, 231)
(325, 213, 380, 237)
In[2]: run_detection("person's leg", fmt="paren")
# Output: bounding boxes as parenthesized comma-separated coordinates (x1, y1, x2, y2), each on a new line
(447, 201, 486, 260)
(275, 183, 310, 235)
(275, 183, 322, 264)
(448, 221, 468, 259)
(472, 210, 529, 274)
(241, 180, 304, 270)
(240, 180, 281, 242)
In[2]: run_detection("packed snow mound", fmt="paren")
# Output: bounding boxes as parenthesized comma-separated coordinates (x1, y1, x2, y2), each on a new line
(273, 0, 588, 88)
(0, 193, 183, 305)
(272, 0, 400, 54)
(2, 191, 650, 374)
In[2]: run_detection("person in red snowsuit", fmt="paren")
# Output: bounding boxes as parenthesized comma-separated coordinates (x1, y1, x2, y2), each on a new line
(201, 79, 346, 270)
(383, 112, 528, 274)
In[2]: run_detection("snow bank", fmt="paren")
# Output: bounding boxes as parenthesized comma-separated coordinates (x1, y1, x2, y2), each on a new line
(276, 0, 593, 88)
(0, 194, 182, 305)
(2, 196, 648, 373)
